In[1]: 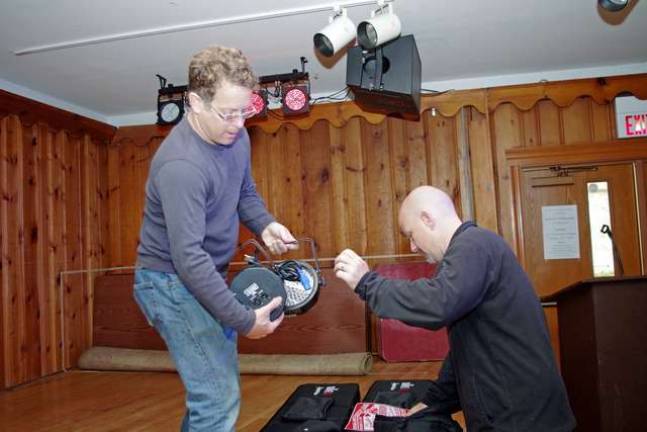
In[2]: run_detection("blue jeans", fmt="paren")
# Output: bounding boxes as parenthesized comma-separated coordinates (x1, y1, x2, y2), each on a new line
(133, 268, 239, 432)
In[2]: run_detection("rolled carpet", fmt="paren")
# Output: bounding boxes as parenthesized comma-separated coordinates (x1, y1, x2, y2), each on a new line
(239, 352, 373, 375)
(78, 346, 373, 375)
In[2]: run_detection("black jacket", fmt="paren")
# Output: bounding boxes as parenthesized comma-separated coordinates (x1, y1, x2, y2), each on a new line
(356, 222, 575, 431)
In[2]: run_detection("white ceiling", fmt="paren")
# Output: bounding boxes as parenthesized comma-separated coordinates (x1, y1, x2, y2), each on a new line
(1, 0, 646, 127)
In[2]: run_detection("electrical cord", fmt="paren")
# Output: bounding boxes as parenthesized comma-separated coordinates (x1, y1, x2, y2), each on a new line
(273, 259, 314, 292)
(310, 87, 352, 104)
(420, 88, 454, 95)
(273, 260, 302, 282)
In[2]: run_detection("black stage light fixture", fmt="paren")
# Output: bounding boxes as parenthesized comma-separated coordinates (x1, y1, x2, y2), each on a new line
(346, 34, 421, 118)
(155, 74, 187, 126)
(249, 89, 268, 119)
(282, 84, 310, 116)
(599, 0, 629, 11)
(257, 57, 311, 117)
(230, 238, 325, 320)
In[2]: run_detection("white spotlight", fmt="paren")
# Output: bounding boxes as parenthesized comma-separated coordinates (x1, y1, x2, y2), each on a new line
(314, 7, 356, 57)
(357, 2, 401, 50)
(599, 0, 629, 11)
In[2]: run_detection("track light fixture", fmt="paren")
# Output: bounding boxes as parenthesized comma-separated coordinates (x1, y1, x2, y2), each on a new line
(15, 0, 381, 55)
(314, 7, 356, 57)
(598, 0, 629, 11)
(357, 1, 401, 50)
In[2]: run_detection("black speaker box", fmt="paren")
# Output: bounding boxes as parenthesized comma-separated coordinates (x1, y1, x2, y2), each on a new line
(346, 34, 421, 117)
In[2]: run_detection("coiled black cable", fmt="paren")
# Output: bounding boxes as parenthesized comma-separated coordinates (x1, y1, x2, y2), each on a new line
(272, 260, 302, 282)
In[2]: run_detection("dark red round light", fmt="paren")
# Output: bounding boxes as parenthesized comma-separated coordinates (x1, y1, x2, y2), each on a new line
(250, 92, 266, 115)
(284, 88, 307, 111)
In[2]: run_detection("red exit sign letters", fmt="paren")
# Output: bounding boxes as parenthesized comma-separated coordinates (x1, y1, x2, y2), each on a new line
(624, 113, 647, 137)
(616, 96, 647, 139)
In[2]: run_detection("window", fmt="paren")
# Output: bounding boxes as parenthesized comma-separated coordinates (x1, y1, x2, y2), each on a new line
(587, 181, 614, 277)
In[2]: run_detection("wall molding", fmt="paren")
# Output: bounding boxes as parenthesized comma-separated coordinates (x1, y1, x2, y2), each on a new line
(506, 138, 647, 167)
(0, 89, 116, 141)
(247, 73, 647, 133)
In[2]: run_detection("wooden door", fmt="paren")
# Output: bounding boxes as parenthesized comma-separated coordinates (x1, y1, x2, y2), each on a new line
(517, 162, 641, 297)
(515, 162, 642, 363)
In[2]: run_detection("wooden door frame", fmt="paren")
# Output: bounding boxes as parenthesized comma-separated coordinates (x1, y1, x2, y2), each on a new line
(506, 138, 647, 273)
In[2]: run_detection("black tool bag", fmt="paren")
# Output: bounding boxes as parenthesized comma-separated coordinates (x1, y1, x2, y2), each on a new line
(372, 409, 462, 432)
(261, 383, 360, 432)
(363, 380, 433, 409)
(363, 380, 462, 432)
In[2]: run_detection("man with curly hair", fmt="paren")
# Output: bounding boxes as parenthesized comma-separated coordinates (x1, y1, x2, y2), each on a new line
(134, 45, 297, 431)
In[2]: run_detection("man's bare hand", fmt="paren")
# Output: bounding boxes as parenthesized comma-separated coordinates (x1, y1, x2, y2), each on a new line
(334, 248, 369, 290)
(261, 222, 298, 255)
(245, 297, 284, 339)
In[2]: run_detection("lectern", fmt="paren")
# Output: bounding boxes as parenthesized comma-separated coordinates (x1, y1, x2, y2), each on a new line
(542, 277, 647, 432)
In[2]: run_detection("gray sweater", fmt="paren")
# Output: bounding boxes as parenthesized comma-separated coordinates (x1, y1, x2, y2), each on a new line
(136, 119, 274, 334)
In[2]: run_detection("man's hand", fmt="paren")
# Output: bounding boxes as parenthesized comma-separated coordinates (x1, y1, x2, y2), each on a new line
(261, 222, 298, 255)
(406, 402, 428, 416)
(334, 249, 369, 290)
(245, 297, 284, 339)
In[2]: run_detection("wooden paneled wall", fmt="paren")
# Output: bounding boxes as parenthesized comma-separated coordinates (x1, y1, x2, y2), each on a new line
(107, 96, 631, 267)
(106, 127, 166, 267)
(108, 108, 503, 267)
(492, 97, 617, 247)
(108, 114, 463, 265)
(2, 75, 647, 389)
(249, 114, 465, 260)
(105, 75, 647, 371)
(0, 90, 115, 388)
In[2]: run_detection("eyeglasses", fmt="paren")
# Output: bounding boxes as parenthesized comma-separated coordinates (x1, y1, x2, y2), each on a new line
(207, 104, 257, 122)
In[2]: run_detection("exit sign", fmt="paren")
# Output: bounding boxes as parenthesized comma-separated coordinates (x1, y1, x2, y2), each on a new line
(615, 95, 647, 138)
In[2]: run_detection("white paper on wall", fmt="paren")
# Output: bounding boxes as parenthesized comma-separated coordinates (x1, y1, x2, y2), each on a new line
(542, 205, 580, 260)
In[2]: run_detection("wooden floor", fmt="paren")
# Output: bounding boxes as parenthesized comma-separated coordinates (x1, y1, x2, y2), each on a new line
(0, 358, 465, 431)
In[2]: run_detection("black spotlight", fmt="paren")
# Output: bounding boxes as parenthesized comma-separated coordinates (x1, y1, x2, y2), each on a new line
(599, 0, 629, 11)
(230, 238, 325, 320)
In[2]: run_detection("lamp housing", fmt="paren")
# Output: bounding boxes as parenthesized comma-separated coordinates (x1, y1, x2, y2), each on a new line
(282, 84, 310, 116)
(249, 89, 268, 119)
(599, 0, 629, 11)
(313, 8, 356, 57)
(357, 3, 401, 50)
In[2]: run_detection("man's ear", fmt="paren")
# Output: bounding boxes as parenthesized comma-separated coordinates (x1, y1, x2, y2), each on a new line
(420, 210, 434, 229)
(187, 92, 204, 113)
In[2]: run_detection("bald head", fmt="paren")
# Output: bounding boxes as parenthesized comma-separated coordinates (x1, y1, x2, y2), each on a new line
(401, 186, 458, 221)
(399, 186, 463, 262)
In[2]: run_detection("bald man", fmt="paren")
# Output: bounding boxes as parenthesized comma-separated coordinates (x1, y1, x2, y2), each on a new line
(335, 186, 575, 431)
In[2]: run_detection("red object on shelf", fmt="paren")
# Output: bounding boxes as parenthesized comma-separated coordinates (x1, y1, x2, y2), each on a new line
(374, 262, 449, 362)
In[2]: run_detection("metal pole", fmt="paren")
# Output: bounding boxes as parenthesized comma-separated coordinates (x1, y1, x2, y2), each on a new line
(15, 1, 391, 55)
